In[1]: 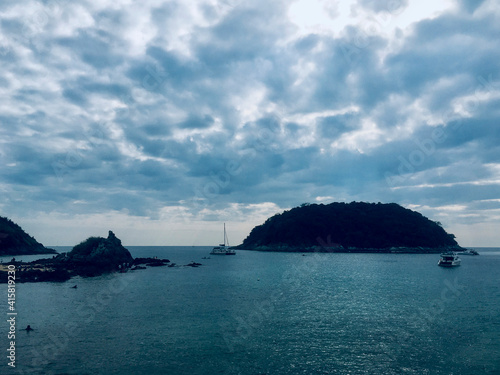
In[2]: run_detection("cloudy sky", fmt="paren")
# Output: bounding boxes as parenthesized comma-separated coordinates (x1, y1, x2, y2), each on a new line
(0, 0, 499, 246)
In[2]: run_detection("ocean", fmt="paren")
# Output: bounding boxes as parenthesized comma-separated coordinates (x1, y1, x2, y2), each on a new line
(1, 247, 499, 374)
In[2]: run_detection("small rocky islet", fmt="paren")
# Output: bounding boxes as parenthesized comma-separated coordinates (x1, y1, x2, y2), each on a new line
(0, 230, 201, 283)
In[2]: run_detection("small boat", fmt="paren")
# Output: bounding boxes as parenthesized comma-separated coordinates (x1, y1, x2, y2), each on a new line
(456, 249, 479, 256)
(438, 252, 461, 267)
(210, 223, 236, 255)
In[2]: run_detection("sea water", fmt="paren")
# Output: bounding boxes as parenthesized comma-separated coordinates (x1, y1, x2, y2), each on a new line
(1, 247, 499, 374)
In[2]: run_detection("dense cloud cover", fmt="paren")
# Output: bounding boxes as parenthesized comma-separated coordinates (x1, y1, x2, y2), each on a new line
(0, 0, 499, 246)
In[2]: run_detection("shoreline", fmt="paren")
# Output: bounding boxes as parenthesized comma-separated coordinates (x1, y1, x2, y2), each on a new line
(233, 245, 465, 254)
(0, 256, 200, 284)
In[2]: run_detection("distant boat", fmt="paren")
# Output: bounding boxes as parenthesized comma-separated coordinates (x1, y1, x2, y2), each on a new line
(210, 223, 236, 255)
(456, 249, 479, 256)
(438, 252, 461, 267)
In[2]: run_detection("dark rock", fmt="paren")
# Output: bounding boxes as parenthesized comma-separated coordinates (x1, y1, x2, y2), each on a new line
(0, 231, 183, 283)
(16, 267, 71, 283)
(0, 216, 56, 256)
(147, 262, 167, 267)
(133, 257, 170, 265)
(66, 231, 134, 275)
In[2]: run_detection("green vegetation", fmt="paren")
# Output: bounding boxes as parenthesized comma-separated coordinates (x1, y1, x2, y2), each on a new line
(237, 202, 461, 252)
(63, 230, 134, 276)
(0, 216, 56, 256)
(1, 231, 134, 282)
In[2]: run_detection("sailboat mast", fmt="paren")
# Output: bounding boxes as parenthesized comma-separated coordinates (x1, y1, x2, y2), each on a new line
(223, 223, 229, 247)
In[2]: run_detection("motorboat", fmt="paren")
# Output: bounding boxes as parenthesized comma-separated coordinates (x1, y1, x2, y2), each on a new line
(456, 249, 479, 256)
(438, 252, 461, 267)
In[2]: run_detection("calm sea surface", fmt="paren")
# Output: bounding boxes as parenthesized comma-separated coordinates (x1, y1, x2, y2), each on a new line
(1, 247, 499, 374)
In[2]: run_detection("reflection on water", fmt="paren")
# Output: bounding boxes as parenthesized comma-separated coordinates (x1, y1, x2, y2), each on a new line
(1, 247, 499, 374)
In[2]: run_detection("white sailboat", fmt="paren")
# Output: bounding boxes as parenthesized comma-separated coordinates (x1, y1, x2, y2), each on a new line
(210, 223, 236, 255)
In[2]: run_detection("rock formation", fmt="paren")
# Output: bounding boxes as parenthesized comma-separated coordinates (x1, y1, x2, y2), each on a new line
(0, 216, 56, 256)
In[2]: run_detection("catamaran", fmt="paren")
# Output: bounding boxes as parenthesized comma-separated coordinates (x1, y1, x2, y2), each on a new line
(210, 223, 236, 255)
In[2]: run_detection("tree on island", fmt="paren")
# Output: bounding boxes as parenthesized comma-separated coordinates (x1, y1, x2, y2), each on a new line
(236, 202, 462, 252)
(60, 231, 134, 276)
(0, 216, 56, 256)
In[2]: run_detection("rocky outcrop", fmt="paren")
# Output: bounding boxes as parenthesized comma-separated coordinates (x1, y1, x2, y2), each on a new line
(54, 231, 134, 276)
(67, 231, 133, 266)
(133, 257, 170, 267)
(0, 216, 56, 256)
(0, 231, 201, 283)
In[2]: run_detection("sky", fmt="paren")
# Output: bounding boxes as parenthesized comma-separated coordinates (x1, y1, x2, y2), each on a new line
(0, 0, 499, 247)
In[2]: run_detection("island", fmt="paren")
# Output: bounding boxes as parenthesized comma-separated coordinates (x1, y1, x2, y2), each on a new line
(0, 230, 201, 283)
(0, 216, 56, 256)
(234, 202, 464, 253)
(53, 230, 135, 277)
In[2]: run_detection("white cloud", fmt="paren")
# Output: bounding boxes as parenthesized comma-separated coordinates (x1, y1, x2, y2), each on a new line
(0, 0, 498, 245)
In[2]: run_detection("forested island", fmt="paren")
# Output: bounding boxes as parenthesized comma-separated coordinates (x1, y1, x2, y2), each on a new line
(0, 216, 56, 256)
(235, 202, 464, 253)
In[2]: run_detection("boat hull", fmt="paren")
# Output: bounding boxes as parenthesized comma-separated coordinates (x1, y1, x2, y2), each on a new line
(211, 223, 236, 255)
(438, 261, 461, 267)
(210, 247, 236, 255)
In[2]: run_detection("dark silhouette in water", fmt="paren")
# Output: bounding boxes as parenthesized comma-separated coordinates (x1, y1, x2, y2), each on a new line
(236, 202, 463, 253)
(0, 232, 197, 284)
(25, 325, 33, 331)
(0, 216, 56, 256)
